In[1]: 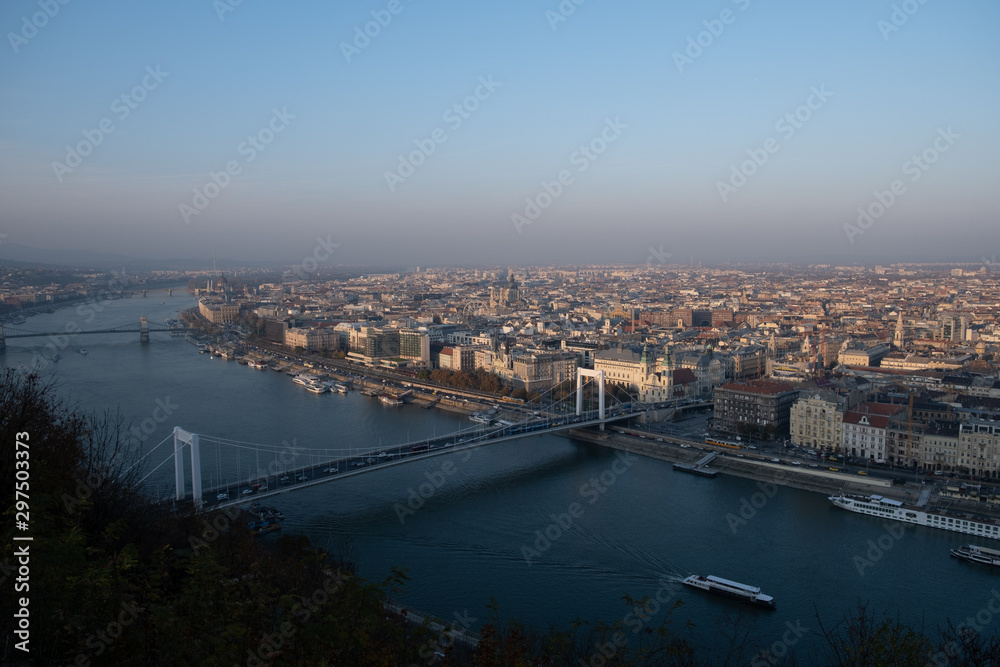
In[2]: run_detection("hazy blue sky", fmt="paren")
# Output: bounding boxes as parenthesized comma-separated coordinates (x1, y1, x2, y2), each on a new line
(1, 0, 998, 267)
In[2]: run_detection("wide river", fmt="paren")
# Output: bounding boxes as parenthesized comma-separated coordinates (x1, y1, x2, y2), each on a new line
(4, 292, 996, 661)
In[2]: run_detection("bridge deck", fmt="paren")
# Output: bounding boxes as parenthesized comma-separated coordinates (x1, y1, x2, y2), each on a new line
(178, 413, 640, 510)
(1, 323, 190, 338)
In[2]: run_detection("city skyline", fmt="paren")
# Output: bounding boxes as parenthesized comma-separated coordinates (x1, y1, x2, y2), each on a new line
(1, 1, 999, 266)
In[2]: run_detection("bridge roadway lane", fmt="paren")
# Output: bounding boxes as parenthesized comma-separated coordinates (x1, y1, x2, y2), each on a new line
(195, 412, 639, 510)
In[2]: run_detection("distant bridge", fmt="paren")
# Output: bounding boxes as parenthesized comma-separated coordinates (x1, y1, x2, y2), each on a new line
(0, 317, 191, 350)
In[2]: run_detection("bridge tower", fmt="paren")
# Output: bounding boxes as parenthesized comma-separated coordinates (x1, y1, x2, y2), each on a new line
(173, 427, 204, 509)
(139, 317, 149, 343)
(0, 328, 5, 352)
(575, 368, 606, 427)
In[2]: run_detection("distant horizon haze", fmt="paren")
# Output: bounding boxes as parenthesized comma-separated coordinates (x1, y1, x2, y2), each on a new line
(1, 0, 997, 267)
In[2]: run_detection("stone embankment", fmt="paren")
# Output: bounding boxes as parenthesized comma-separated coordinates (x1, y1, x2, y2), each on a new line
(564, 427, 1000, 518)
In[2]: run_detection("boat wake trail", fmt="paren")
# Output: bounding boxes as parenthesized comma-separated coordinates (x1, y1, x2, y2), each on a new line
(569, 522, 689, 580)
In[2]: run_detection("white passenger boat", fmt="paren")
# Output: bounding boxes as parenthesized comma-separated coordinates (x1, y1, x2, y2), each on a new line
(682, 574, 775, 609)
(950, 544, 1000, 567)
(829, 494, 1000, 540)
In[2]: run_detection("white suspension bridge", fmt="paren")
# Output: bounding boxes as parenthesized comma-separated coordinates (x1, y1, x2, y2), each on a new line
(135, 369, 682, 511)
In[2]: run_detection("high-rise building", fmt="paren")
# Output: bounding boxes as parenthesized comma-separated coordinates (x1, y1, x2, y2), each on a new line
(939, 313, 969, 342)
(399, 329, 430, 365)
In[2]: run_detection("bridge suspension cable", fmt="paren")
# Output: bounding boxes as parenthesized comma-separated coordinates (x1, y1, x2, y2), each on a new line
(197, 435, 357, 457)
(118, 432, 174, 479)
(137, 450, 179, 485)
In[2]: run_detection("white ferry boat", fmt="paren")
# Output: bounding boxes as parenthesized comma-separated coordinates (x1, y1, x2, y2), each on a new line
(682, 574, 775, 609)
(951, 544, 1000, 567)
(829, 494, 1000, 540)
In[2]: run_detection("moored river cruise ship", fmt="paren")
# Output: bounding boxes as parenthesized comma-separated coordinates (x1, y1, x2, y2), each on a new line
(829, 494, 1000, 540)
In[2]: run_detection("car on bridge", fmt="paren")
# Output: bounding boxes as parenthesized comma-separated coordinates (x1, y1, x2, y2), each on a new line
(217, 492, 228, 500)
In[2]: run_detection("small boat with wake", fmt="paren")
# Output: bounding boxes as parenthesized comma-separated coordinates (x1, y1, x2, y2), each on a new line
(682, 574, 775, 609)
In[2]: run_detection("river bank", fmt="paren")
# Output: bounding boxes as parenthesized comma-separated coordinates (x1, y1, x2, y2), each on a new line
(565, 426, 1000, 521)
